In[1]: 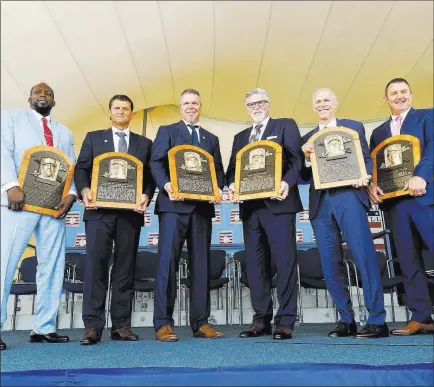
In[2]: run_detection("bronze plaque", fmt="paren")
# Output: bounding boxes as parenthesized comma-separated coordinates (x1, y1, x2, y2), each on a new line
(234, 140, 282, 201)
(309, 127, 369, 189)
(91, 152, 143, 209)
(17, 145, 75, 217)
(168, 145, 220, 201)
(371, 135, 421, 200)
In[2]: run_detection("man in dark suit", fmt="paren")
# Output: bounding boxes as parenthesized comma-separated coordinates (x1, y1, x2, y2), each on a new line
(74, 95, 155, 345)
(300, 88, 388, 339)
(369, 78, 434, 336)
(226, 88, 303, 340)
(151, 89, 225, 342)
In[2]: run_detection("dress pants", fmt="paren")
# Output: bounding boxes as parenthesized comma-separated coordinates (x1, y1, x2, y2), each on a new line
(311, 189, 386, 325)
(82, 211, 141, 331)
(153, 211, 211, 332)
(242, 203, 298, 328)
(384, 198, 434, 322)
(1, 207, 66, 334)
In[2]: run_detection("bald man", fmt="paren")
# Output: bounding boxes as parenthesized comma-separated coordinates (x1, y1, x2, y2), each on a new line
(299, 88, 388, 339)
(1, 83, 77, 350)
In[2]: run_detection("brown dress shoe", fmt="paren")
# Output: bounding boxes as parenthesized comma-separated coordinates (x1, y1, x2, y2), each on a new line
(80, 328, 102, 345)
(111, 327, 139, 341)
(156, 325, 178, 342)
(194, 324, 224, 339)
(391, 321, 434, 336)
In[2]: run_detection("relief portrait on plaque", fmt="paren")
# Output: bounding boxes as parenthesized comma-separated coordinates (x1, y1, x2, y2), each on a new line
(91, 152, 143, 209)
(17, 145, 74, 217)
(309, 127, 369, 190)
(234, 140, 282, 201)
(371, 135, 421, 200)
(168, 145, 219, 201)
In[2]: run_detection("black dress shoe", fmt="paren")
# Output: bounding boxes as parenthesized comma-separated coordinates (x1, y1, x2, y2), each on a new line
(80, 328, 102, 345)
(30, 332, 70, 343)
(356, 324, 389, 339)
(328, 321, 358, 338)
(0, 338, 6, 350)
(239, 325, 272, 338)
(111, 327, 139, 341)
(273, 326, 293, 340)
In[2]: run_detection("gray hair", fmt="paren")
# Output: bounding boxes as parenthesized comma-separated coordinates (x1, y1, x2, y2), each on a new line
(312, 88, 338, 104)
(180, 88, 201, 105)
(245, 88, 270, 105)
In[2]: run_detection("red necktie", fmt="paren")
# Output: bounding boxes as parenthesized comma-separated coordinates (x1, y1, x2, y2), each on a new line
(41, 117, 53, 146)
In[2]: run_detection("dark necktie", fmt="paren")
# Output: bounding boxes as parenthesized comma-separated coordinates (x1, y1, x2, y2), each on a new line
(249, 123, 263, 143)
(188, 125, 200, 146)
(116, 131, 128, 152)
(41, 117, 53, 146)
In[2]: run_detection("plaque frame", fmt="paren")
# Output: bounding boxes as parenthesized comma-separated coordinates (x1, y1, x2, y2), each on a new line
(309, 127, 369, 190)
(371, 134, 421, 200)
(17, 145, 75, 217)
(168, 145, 220, 201)
(234, 140, 282, 201)
(91, 152, 143, 209)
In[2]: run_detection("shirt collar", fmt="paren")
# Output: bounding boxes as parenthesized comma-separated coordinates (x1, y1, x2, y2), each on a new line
(31, 109, 51, 124)
(391, 107, 411, 122)
(111, 126, 130, 136)
(319, 117, 337, 130)
(253, 115, 270, 130)
(182, 119, 201, 129)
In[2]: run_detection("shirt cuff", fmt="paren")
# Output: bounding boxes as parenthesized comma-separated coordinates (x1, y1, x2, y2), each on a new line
(1, 181, 20, 195)
(305, 159, 312, 168)
(68, 190, 78, 198)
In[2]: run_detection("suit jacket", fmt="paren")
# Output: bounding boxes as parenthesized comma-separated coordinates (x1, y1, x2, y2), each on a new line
(74, 128, 156, 224)
(225, 117, 303, 219)
(1, 109, 77, 207)
(300, 119, 372, 220)
(369, 108, 433, 209)
(150, 121, 225, 219)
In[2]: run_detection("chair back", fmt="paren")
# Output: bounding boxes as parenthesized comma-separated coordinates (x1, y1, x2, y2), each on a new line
(20, 256, 38, 283)
(66, 253, 85, 265)
(134, 252, 159, 282)
(344, 249, 387, 281)
(297, 249, 324, 280)
(422, 249, 434, 273)
(209, 250, 227, 280)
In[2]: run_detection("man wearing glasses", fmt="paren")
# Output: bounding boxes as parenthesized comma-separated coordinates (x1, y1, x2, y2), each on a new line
(226, 88, 303, 340)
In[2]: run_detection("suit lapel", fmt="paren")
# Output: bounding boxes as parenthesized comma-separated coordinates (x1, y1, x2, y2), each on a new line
(261, 118, 275, 141)
(102, 129, 115, 152)
(177, 121, 192, 144)
(51, 120, 61, 148)
(400, 108, 416, 135)
(128, 132, 140, 157)
(26, 110, 46, 145)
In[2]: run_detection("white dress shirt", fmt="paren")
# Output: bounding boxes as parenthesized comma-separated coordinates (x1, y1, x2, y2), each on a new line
(305, 117, 337, 167)
(389, 107, 411, 136)
(249, 116, 270, 141)
(1, 110, 78, 197)
(112, 126, 131, 151)
(182, 120, 201, 143)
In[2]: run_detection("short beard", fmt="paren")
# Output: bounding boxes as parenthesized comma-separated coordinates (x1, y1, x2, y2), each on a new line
(32, 105, 51, 116)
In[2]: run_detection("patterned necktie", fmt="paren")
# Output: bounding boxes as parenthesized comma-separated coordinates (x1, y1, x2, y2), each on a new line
(250, 123, 263, 143)
(392, 115, 402, 136)
(116, 131, 128, 152)
(41, 117, 53, 146)
(188, 125, 200, 146)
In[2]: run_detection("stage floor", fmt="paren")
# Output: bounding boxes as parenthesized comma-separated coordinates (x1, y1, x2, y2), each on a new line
(1, 323, 433, 386)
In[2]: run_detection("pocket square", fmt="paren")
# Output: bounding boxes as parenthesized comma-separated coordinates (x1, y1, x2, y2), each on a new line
(267, 136, 277, 140)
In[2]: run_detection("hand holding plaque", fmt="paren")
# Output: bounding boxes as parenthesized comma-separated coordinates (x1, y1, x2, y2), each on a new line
(17, 145, 75, 217)
(308, 127, 370, 189)
(371, 135, 421, 200)
(90, 152, 143, 209)
(168, 145, 220, 201)
(233, 140, 282, 201)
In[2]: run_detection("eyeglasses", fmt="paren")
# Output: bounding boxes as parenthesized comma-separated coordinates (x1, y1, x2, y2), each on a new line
(246, 100, 269, 109)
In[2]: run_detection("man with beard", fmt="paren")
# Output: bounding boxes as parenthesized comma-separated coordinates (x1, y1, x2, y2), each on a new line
(151, 89, 225, 342)
(369, 78, 434, 336)
(1, 82, 77, 350)
(226, 88, 303, 340)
